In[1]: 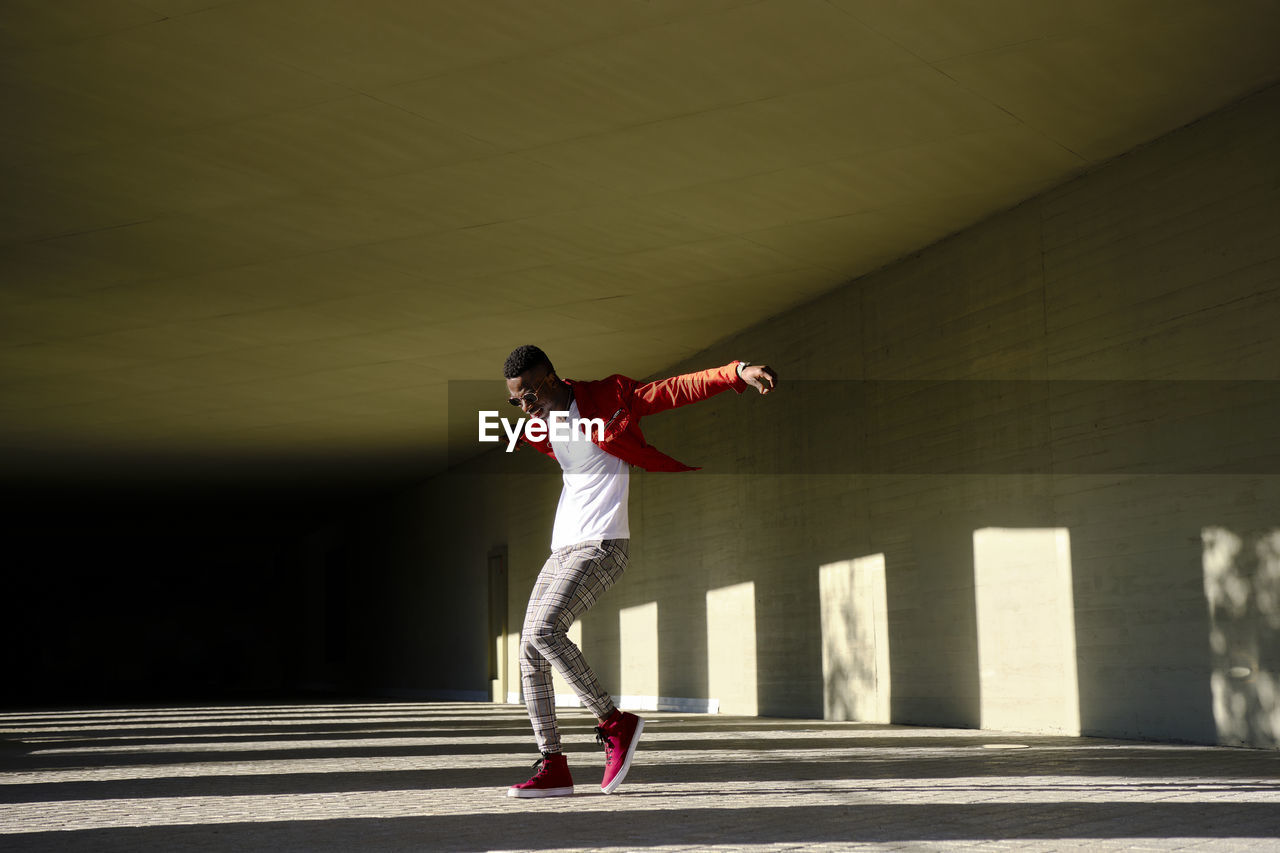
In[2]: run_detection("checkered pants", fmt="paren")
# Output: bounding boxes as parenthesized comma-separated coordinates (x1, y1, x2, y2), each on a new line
(519, 538, 628, 754)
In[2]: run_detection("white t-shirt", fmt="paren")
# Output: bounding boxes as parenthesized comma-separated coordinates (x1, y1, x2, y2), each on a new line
(548, 400, 630, 550)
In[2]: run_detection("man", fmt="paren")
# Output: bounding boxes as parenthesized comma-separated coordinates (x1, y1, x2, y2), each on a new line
(501, 345, 778, 798)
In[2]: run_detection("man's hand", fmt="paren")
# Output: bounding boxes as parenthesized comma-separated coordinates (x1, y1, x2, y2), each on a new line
(740, 364, 778, 395)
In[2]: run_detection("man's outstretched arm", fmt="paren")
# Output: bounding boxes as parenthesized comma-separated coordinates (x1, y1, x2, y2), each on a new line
(631, 360, 778, 417)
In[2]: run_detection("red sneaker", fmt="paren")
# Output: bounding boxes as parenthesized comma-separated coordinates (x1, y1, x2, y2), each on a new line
(507, 753, 574, 798)
(596, 711, 644, 794)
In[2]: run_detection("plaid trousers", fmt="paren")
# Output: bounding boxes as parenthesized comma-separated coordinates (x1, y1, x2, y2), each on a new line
(519, 538, 628, 754)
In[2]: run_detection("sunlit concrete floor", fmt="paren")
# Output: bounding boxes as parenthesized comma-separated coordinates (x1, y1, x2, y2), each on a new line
(1, 702, 1278, 852)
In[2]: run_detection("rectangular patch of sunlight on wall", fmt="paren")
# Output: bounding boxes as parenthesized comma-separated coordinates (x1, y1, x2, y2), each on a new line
(974, 528, 1080, 735)
(819, 555, 891, 722)
(552, 621, 585, 707)
(506, 629, 522, 704)
(707, 581, 757, 716)
(619, 601, 659, 711)
(1202, 526, 1280, 748)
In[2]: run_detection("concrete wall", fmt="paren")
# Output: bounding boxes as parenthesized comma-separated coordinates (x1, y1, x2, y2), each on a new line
(349, 84, 1280, 747)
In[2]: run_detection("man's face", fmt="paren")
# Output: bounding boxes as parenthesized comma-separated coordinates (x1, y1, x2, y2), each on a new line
(506, 367, 555, 420)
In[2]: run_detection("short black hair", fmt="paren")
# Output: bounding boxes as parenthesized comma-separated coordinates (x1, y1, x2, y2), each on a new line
(503, 345, 554, 379)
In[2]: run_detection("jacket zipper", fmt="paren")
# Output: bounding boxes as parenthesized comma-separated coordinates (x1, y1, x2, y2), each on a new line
(603, 408, 625, 436)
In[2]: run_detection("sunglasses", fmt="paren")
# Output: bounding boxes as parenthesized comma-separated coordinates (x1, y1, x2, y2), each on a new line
(507, 373, 555, 407)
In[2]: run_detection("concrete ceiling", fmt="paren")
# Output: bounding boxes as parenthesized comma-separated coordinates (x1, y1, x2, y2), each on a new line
(3, 0, 1279, 492)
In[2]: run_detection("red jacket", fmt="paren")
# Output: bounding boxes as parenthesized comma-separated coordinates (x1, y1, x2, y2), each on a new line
(522, 361, 748, 472)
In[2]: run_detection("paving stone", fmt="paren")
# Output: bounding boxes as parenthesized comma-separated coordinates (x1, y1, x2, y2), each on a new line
(0, 702, 1277, 851)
